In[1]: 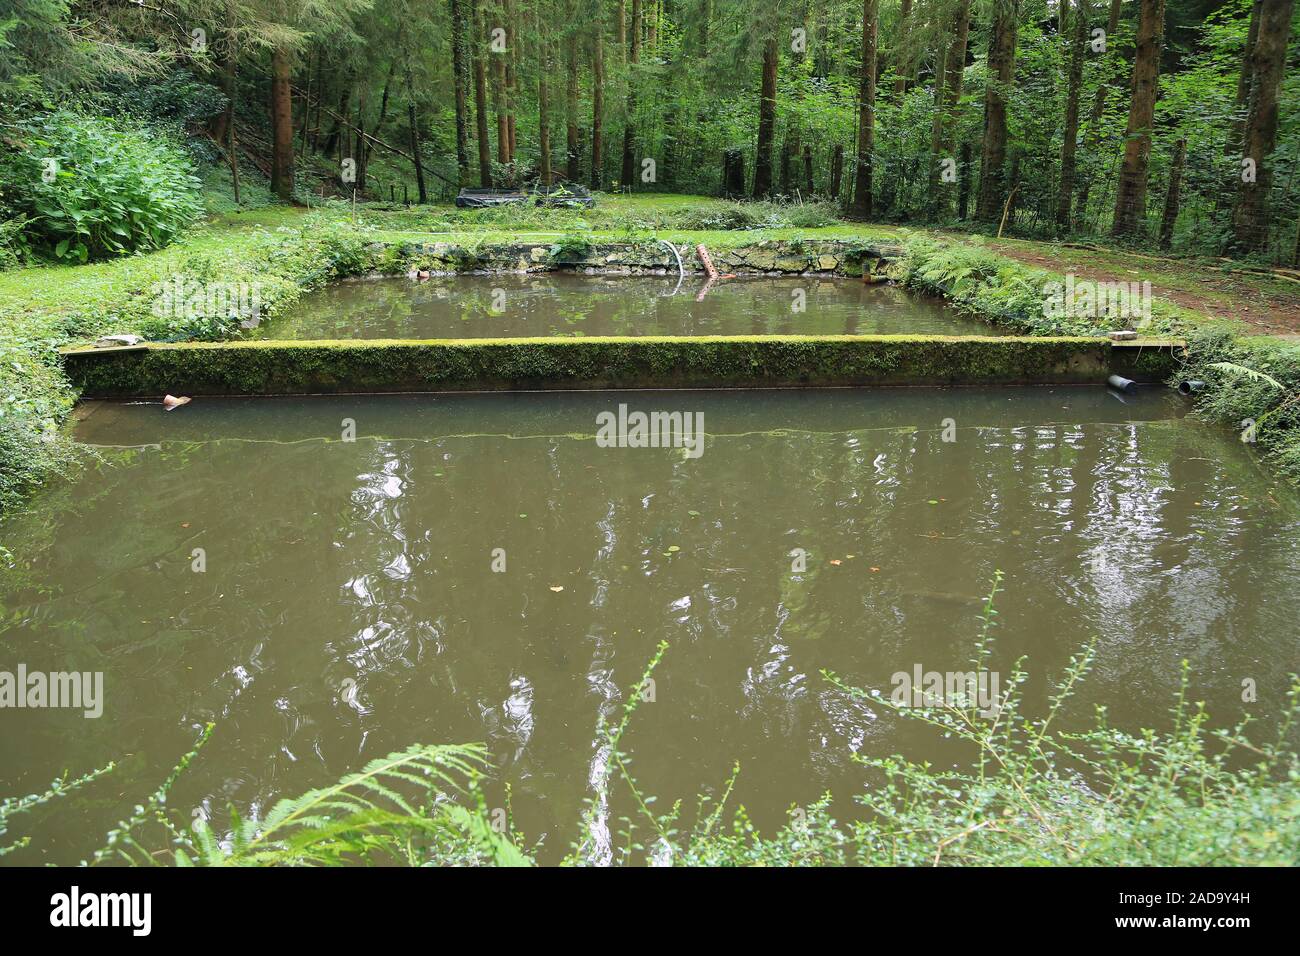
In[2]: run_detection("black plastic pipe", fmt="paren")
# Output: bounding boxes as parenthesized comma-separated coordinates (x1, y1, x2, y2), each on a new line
(1107, 374, 1137, 395)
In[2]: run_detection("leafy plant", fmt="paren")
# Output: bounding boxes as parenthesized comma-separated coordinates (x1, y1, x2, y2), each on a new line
(185, 743, 504, 866)
(0, 111, 202, 262)
(0, 763, 115, 857)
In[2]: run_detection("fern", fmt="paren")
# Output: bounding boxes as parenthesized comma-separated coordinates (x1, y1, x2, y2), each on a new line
(188, 743, 497, 866)
(1208, 361, 1285, 390)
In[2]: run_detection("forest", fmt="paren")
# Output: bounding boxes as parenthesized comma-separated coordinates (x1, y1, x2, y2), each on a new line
(2, 0, 1297, 263)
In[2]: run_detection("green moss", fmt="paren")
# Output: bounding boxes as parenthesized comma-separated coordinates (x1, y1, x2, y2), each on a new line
(63, 335, 1136, 396)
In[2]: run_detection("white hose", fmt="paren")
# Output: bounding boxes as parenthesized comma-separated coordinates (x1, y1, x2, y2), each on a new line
(656, 240, 686, 297)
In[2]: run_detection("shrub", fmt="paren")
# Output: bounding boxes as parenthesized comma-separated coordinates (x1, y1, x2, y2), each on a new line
(0, 111, 203, 262)
(1177, 328, 1300, 483)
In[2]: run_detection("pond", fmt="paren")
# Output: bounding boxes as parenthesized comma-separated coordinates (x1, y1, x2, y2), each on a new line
(258, 274, 1007, 339)
(2, 387, 1297, 864)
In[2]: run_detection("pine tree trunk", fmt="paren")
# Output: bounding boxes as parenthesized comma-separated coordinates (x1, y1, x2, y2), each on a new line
(957, 141, 971, 219)
(472, 0, 494, 187)
(1111, 0, 1165, 238)
(1076, 0, 1123, 216)
(494, 3, 511, 163)
(451, 0, 471, 182)
(269, 46, 295, 201)
(893, 0, 912, 99)
(355, 83, 368, 193)
(1227, 0, 1262, 157)
(803, 143, 814, 196)
(975, 0, 1019, 222)
(539, 33, 552, 185)
(621, 0, 642, 187)
(592, 14, 605, 187)
(566, 27, 581, 180)
(926, 40, 949, 212)
(408, 100, 428, 203)
(849, 0, 878, 218)
(1231, 0, 1295, 255)
(1056, 0, 1087, 231)
(212, 33, 237, 145)
(751, 36, 779, 198)
(1159, 137, 1185, 250)
(927, 1, 970, 215)
(506, 0, 518, 161)
(829, 143, 844, 201)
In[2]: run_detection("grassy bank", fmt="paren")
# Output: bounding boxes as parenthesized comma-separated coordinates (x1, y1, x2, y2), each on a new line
(897, 235, 1300, 485)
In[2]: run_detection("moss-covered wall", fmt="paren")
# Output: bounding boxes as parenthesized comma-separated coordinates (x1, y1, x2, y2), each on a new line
(388, 239, 894, 276)
(61, 335, 1169, 397)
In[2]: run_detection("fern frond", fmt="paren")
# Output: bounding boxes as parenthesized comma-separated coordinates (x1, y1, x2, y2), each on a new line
(1208, 362, 1285, 389)
(208, 743, 495, 866)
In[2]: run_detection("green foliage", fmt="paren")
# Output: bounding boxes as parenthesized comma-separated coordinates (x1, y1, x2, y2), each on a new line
(0, 762, 114, 857)
(547, 233, 594, 263)
(0, 210, 386, 519)
(1178, 329, 1300, 482)
(184, 743, 512, 866)
(899, 235, 1186, 337)
(0, 112, 203, 262)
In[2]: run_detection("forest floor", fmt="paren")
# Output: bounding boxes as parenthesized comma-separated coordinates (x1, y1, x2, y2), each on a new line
(977, 236, 1300, 335)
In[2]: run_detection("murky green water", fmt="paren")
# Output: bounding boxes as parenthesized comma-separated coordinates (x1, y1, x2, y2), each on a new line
(2, 388, 1297, 864)
(261, 274, 1005, 339)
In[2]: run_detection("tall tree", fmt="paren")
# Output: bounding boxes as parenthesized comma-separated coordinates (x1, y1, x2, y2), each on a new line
(472, 0, 495, 186)
(1055, 0, 1088, 231)
(621, 0, 642, 186)
(494, 1, 512, 163)
(1111, 0, 1165, 238)
(975, 0, 1019, 222)
(1227, 0, 1263, 157)
(269, 46, 294, 200)
(928, 0, 972, 215)
(1159, 137, 1185, 250)
(849, 0, 878, 218)
(566, 21, 581, 179)
(451, 0, 471, 182)
(752, 35, 779, 197)
(592, 2, 605, 186)
(1075, 0, 1123, 217)
(1231, 0, 1296, 254)
(538, 21, 553, 183)
(893, 0, 913, 99)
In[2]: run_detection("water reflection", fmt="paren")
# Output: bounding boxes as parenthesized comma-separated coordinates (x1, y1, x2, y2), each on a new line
(261, 274, 1004, 339)
(1, 388, 1297, 864)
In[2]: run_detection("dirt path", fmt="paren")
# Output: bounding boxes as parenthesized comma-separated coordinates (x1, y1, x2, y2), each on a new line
(984, 239, 1300, 335)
